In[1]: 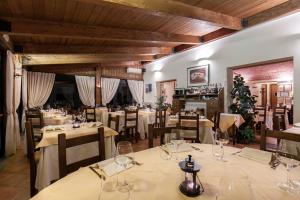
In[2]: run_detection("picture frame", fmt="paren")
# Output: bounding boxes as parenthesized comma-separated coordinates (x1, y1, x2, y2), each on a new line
(145, 83, 152, 93)
(284, 84, 292, 92)
(187, 64, 209, 87)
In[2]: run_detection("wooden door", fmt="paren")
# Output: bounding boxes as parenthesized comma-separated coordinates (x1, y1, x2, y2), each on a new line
(261, 84, 267, 106)
(270, 84, 278, 108)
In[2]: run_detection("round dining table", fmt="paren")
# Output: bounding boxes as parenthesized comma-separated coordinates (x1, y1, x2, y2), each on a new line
(31, 144, 300, 200)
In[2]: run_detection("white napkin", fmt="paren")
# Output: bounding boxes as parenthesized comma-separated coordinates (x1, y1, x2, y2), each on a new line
(101, 161, 133, 177)
(43, 125, 65, 132)
(238, 147, 271, 165)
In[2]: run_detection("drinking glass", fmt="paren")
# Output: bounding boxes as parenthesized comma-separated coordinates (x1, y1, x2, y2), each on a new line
(212, 129, 229, 161)
(277, 143, 300, 194)
(115, 141, 134, 192)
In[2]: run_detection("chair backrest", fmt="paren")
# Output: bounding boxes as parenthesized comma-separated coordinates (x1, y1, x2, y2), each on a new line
(178, 112, 200, 143)
(148, 124, 178, 148)
(84, 107, 96, 122)
(108, 114, 120, 131)
(260, 124, 300, 160)
(273, 106, 287, 130)
(25, 121, 38, 197)
(58, 127, 105, 179)
(213, 111, 220, 131)
(254, 106, 267, 124)
(26, 110, 44, 128)
(155, 108, 167, 127)
(124, 109, 138, 129)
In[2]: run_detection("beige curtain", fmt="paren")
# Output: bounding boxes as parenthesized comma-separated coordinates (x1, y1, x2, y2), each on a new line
(21, 69, 27, 132)
(101, 78, 120, 106)
(28, 72, 55, 108)
(127, 80, 144, 105)
(75, 75, 95, 107)
(5, 51, 21, 156)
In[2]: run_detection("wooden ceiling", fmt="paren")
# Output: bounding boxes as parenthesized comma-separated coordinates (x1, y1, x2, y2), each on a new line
(0, 0, 299, 71)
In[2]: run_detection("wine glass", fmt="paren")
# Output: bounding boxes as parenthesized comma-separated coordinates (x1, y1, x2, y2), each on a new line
(277, 143, 300, 194)
(115, 141, 134, 192)
(212, 129, 229, 161)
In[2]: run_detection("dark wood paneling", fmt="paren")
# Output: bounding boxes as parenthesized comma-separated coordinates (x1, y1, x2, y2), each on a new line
(101, 66, 143, 81)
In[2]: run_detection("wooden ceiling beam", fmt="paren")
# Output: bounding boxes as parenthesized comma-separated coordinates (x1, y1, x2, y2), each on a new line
(18, 43, 173, 55)
(75, 0, 243, 30)
(244, 0, 300, 27)
(200, 28, 237, 43)
(0, 18, 200, 45)
(27, 64, 97, 73)
(22, 54, 154, 65)
(173, 44, 195, 53)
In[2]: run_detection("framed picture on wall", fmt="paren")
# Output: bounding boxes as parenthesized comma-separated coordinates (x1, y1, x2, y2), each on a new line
(284, 84, 292, 92)
(145, 84, 152, 93)
(278, 85, 284, 92)
(187, 64, 209, 87)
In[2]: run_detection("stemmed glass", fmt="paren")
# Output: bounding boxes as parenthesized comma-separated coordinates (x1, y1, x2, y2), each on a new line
(277, 143, 300, 194)
(212, 129, 229, 161)
(114, 141, 135, 192)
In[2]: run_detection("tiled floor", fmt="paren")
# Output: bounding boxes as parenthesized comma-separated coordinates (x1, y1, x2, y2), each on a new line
(0, 137, 262, 200)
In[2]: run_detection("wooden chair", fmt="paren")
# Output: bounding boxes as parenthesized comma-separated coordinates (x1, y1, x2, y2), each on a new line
(154, 108, 167, 128)
(119, 109, 139, 143)
(148, 124, 178, 148)
(178, 113, 200, 143)
(254, 106, 267, 134)
(84, 107, 96, 122)
(272, 106, 287, 131)
(58, 127, 105, 179)
(212, 111, 220, 132)
(25, 121, 39, 197)
(260, 124, 300, 161)
(25, 110, 44, 141)
(108, 114, 120, 131)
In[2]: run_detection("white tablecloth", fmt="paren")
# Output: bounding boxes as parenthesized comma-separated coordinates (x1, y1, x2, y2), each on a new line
(282, 126, 300, 159)
(167, 117, 215, 144)
(31, 144, 300, 200)
(35, 123, 118, 191)
(219, 113, 245, 132)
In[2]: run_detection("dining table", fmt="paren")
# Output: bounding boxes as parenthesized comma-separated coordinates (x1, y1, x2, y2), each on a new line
(167, 116, 215, 144)
(31, 144, 300, 200)
(35, 122, 118, 191)
(282, 125, 300, 159)
(40, 109, 73, 126)
(255, 110, 289, 130)
(219, 113, 245, 132)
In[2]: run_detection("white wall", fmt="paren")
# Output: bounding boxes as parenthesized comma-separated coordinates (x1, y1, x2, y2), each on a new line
(144, 12, 300, 122)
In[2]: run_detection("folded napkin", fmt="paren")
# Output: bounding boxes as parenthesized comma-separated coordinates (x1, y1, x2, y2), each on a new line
(44, 126, 65, 132)
(86, 122, 103, 128)
(101, 161, 133, 177)
(238, 147, 271, 165)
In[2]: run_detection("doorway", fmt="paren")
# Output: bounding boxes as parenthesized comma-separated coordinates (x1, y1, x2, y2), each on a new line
(157, 79, 176, 105)
(229, 58, 293, 109)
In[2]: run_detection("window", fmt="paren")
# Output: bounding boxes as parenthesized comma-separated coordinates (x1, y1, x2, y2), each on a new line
(108, 80, 135, 107)
(46, 75, 82, 109)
